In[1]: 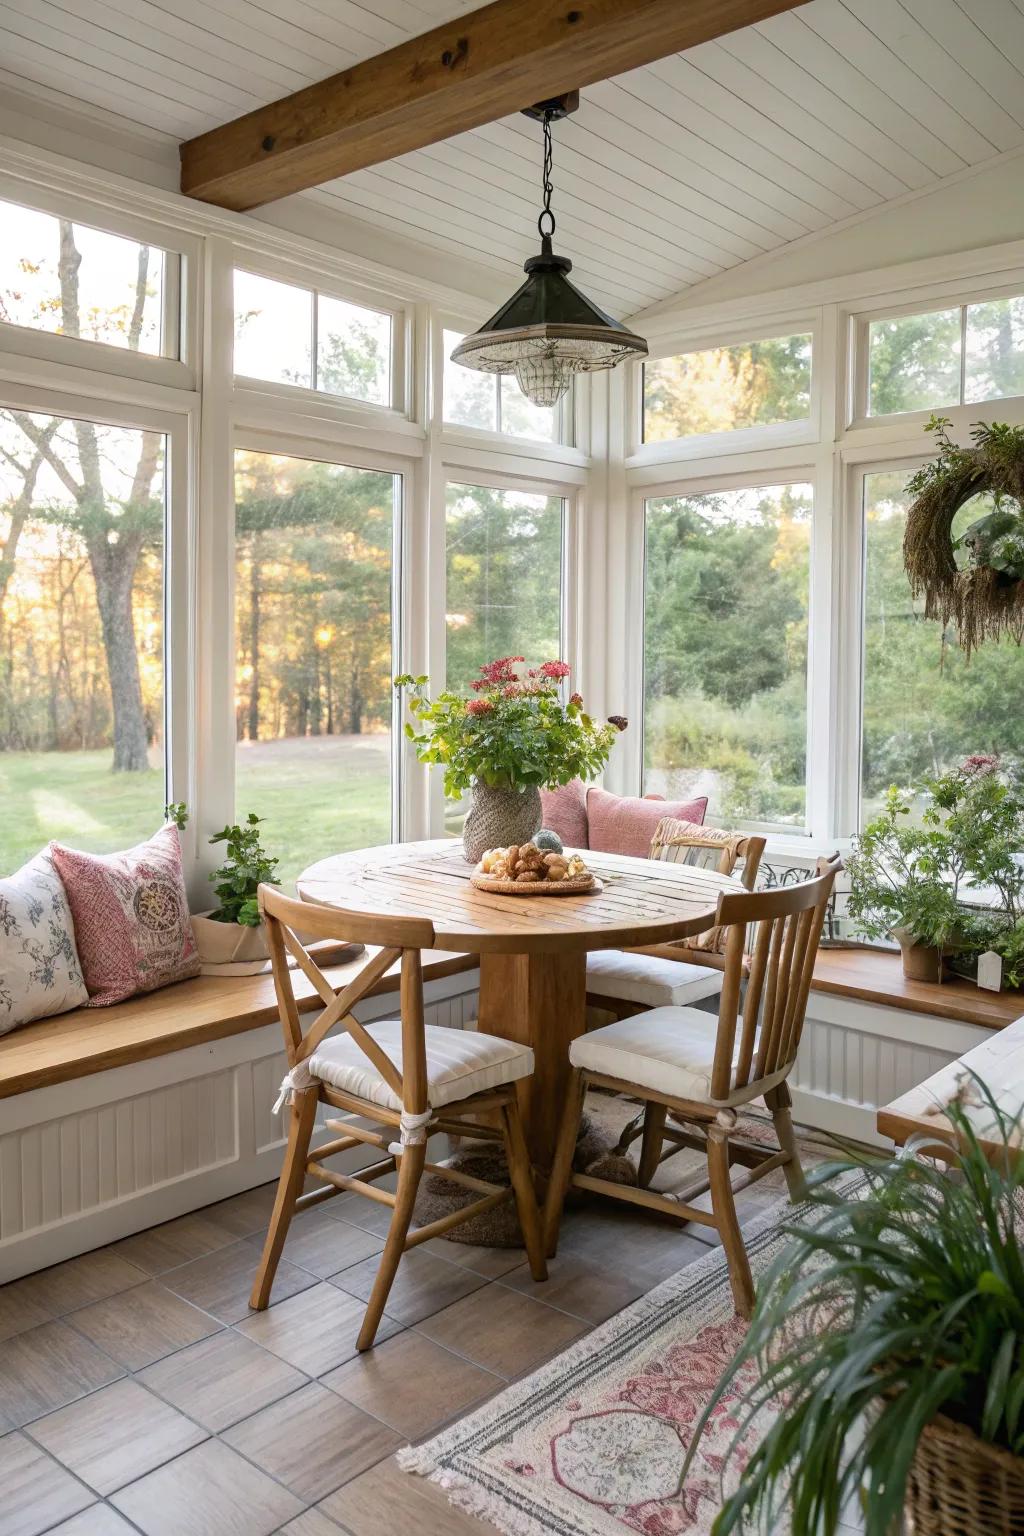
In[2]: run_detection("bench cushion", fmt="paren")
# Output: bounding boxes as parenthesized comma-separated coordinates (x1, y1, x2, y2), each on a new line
(585, 950, 724, 1009)
(308, 1021, 533, 1112)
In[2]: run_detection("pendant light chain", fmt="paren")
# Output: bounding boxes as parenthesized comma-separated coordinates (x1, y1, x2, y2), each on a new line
(538, 112, 556, 242)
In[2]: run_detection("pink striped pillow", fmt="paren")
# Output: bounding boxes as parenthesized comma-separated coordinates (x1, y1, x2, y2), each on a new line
(586, 787, 708, 859)
(50, 824, 199, 1007)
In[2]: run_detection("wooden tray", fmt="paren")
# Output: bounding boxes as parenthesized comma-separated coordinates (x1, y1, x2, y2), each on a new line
(471, 871, 601, 897)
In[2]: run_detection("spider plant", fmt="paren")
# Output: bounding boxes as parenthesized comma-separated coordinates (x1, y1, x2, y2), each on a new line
(687, 1076, 1024, 1535)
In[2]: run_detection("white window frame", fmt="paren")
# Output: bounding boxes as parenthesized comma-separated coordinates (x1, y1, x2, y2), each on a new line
(626, 312, 822, 468)
(0, 377, 196, 874)
(627, 461, 821, 843)
(230, 425, 418, 852)
(230, 250, 411, 423)
(847, 275, 1024, 433)
(427, 461, 582, 838)
(0, 172, 199, 392)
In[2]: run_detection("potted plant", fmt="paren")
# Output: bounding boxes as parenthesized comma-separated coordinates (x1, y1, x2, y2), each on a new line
(395, 658, 627, 862)
(690, 1080, 1024, 1535)
(847, 758, 1024, 983)
(191, 813, 282, 970)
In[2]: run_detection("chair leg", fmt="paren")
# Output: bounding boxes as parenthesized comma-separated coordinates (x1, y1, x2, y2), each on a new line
(766, 1081, 806, 1200)
(356, 1138, 427, 1352)
(500, 1096, 548, 1283)
(250, 1087, 319, 1311)
(637, 1104, 668, 1188)
(707, 1112, 755, 1320)
(543, 1069, 586, 1259)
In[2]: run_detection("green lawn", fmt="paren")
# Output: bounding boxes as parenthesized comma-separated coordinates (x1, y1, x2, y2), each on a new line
(0, 736, 392, 884)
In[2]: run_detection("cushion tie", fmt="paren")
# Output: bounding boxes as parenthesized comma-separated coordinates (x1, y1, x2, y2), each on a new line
(271, 1059, 317, 1114)
(388, 1108, 433, 1158)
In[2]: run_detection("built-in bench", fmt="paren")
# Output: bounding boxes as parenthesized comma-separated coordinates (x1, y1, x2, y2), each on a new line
(0, 948, 480, 1281)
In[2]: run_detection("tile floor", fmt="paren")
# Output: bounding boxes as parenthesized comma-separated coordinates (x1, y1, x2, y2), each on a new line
(0, 1143, 831, 1536)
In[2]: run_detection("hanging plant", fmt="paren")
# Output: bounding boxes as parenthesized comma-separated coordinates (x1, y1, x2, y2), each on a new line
(903, 415, 1024, 654)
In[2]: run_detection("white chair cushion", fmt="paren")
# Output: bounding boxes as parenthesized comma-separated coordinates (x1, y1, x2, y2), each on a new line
(307, 1021, 533, 1113)
(570, 1006, 738, 1102)
(585, 950, 724, 1009)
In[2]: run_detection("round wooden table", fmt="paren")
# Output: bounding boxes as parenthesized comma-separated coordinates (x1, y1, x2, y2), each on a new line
(298, 839, 743, 1171)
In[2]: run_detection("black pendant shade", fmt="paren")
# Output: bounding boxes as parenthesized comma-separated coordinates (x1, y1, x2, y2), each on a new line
(450, 101, 648, 408)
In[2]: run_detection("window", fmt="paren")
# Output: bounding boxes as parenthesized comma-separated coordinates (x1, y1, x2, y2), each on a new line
(233, 450, 397, 881)
(643, 482, 812, 830)
(867, 294, 1024, 416)
(861, 468, 1024, 821)
(445, 482, 564, 693)
(0, 409, 166, 871)
(233, 271, 392, 406)
(442, 329, 562, 443)
(0, 198, 168, 356)
(642, 333, 812, 444)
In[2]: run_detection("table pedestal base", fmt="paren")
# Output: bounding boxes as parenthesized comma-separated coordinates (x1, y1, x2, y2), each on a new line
(477, 949, 587, 1174)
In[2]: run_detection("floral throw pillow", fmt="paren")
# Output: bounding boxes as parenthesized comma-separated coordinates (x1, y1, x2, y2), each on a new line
(51, 824, 200, 1007)
(0, 850, 88, 1034)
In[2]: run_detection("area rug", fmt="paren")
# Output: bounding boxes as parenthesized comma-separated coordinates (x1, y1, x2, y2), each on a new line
(401, 1172, 863, 1536)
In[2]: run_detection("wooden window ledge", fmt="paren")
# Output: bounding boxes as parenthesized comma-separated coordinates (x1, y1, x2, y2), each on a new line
(812, 947, 1024, 1031)
(0, 950, 476, 1099)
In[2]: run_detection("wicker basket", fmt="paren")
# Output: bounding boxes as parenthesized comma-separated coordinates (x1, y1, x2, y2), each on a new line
(906, 1415, 1024, 1534)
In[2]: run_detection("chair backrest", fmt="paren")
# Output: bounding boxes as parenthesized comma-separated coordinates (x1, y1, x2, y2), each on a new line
(710, 853, 842, 1102)
(258, 884, 435, 1117)
(649, 816, 766, 892)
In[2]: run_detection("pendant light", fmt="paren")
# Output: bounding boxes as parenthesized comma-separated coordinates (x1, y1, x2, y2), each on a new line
(450, 95, 648, 408)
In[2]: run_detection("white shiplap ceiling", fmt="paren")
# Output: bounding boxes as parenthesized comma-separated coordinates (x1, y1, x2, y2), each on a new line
(1, 0, 1023, 315)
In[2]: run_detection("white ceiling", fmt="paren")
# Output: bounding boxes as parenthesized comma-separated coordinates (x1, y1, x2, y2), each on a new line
(1, 0, 1023, 316)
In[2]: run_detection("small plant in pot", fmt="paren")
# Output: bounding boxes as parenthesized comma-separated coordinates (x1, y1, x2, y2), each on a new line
(847, 758, 1024, 983)
(395, 658, 627, 862)
(193, 813, 282, 970)
(688, 1079, 1024, 1536)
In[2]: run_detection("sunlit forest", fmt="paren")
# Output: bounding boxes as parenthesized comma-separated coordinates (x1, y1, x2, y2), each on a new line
(5, 207, 1024, 877)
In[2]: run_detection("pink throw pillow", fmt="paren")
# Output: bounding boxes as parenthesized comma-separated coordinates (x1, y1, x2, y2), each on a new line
(50, 824, 200, 1006)
(586, 787, 708, 859)
(538, 778, 589, 849)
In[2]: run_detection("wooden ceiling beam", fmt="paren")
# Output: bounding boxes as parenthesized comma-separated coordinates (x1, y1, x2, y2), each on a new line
(179, 0, 805, 211)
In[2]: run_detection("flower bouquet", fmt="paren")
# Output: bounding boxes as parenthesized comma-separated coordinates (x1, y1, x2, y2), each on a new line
(394, 657, 627, 861)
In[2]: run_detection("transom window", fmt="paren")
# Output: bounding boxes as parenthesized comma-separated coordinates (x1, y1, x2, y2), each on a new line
(643, 482, 812, 832)
(866, 294, 1024, 417)
(233, 270, 393, 407)
(442, 329, 564, 444)
(642, 332, 812, 444)
(0, 197, 170, 357)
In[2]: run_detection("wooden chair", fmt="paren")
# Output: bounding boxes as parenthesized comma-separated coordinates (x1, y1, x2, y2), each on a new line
(584, 820, 766, 1021)
(545, 855, 841, 1318)
(251, 885, 547, 1351)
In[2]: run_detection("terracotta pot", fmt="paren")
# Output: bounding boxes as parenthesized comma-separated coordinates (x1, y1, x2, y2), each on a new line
(191, 912, 269, 967)
(893, 928, 943, 983)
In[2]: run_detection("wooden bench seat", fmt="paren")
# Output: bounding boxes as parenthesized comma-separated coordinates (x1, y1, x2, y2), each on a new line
(0, 949, 476, 1100)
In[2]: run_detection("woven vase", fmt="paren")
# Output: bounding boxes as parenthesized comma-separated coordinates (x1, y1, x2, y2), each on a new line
(462, 783, 542, 863)
(905, 1415, 1024, 1535)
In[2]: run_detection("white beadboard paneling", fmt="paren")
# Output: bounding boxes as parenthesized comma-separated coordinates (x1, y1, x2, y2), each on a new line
(1, 0, 1022, 312)
(0, 975, 481, 1280)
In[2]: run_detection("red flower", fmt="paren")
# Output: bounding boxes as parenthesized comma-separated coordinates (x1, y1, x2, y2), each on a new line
(466, 698, 494, 715)
(962, 754, 998, 775)
(539, 659, 571, 680)
(479, 656, 525, 685)
(608, 715, 628, 732)
(569, 692, 583, 709)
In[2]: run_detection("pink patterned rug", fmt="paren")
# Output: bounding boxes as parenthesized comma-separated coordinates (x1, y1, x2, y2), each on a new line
(401, 1174, 860, 1536)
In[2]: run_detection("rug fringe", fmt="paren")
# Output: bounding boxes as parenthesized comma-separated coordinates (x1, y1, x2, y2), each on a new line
(398, 1448, 557, 1536)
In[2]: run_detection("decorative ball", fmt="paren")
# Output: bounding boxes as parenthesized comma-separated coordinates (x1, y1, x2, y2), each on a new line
(535, 828, 563, 853)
